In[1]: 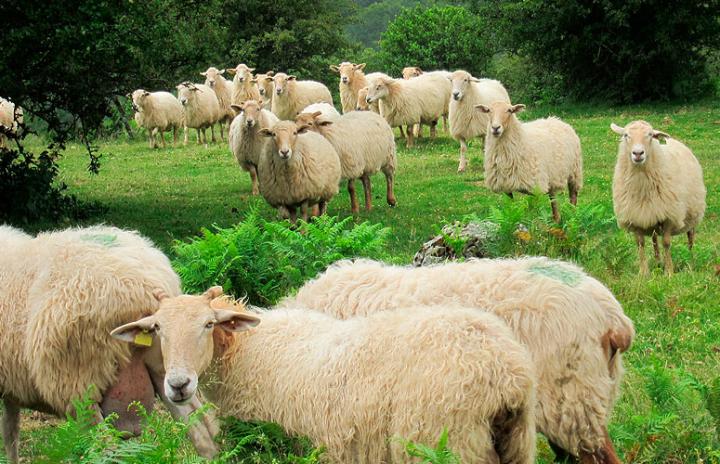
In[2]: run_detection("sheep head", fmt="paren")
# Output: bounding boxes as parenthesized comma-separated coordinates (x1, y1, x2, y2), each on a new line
(402, 66, 423, 79)
(176, 82, 201, 106)
(330, 62, 366, 85)
(259, 120, 310, 160)
(131, 89, 150, 112)
(272, 73, 296, 96)
(449, 70, 480, 102)
(111, 287, 259, 405)
(356, 88, 370, 111)
(252, 71, 274, 97)
(233, 99, 264, 128)
(611, 120, 670, 166)
(475, 101, 525, 138)
(294, 111, 331, 133)
(228, 63, 254, 84)
(201, 67, 226, 89)
(365, 77, 394, 104)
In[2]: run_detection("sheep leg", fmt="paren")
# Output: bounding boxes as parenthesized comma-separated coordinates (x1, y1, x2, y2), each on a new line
(550, 192, 561, 223)
(415, 123, 422, 138)
(506, 192, 514, 199)
(568, 181, 579, 206)
(361, 174, 373, 211)
(383, 167, 396, 207)
(548, 440, 574, 463)
(2, 398, 20, 464)
(218, 121, 225, 142)
(210, 124, 217, 144)
(399, 125, 406, 138)
(636, 231, 648, 276)
(687, 229, 695, 250)
(172, 127, 178, 147)
(183, 126, 188, 146)
(348, 178, 359, 214)
(429, 120, 438, 139)
(318, 200, 327, 216)
(662, 227, 673, 276)
(406, 126, 414, 148)
(249, 165, 259, 196)
(652, 233, 660, 261)
(160, 130, 166, 149)
(443, 114, 448, 132)
(457, 138, 469, 173)
(288, 206, 297, 224)
(300, 202, 310, 223)
(578, 428, 621, 464)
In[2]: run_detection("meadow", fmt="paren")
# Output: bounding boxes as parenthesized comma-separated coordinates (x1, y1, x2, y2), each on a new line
(6, 99, 720, 463)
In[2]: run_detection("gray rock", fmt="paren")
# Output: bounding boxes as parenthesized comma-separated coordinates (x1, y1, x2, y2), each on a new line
(413, 220, 501, 267)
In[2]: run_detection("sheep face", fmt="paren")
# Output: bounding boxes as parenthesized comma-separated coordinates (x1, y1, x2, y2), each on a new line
(366, 78, 392, 104)
(331, 62, 366, 85)
(228, 64, 254, 85)
(253, 72, 274, 97)
(294, 111, 331, 133)
(476, 101, 526, 137)
(356, 88, 370, 111)
(273, 73, 296, 96)
(234, 100, 264, 128)
(611, 120, 670, 166)
(110, 287, 259, 405)
(176, 83, 201, 106)
(131, 89, 150, 112)
(259, 120, 309, 160)
(449, 70, 480, 101)
(201, 67, 226, 89)
(402, 66, 423, 79)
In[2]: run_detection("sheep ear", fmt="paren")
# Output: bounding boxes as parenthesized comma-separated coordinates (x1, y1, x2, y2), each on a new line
(218, 69, 225, 74)
(297, 124, 311, 134)
(266, 71, 274, 76)
(203, 286, 224, 302)
(200, 71, 207, 76)
(258, 128, 274, 137)
(470, 77, 481, 82)
(288, 75, 297, 80)
(329, 65, 339, 72)
(475, 104, 491, 113)
(652, 130, 670, 140)
(257, 98, 264, 107)
(265, 76, 274, 82)
(111, 315, 158, 344)
(355, 63, 366, 71)
(230, 104, 243, 113)
(318, 121, 333, 127)
(311, 111, 322, 118)
(510, 104, 525, 113)
(610, 123, 625, 135)
(142, 91, 150, 96)
(152, 288, 169, 302)
(248, 67, 255, 72)
(226, 68, 236, 75)
(214, 309, 260, 333)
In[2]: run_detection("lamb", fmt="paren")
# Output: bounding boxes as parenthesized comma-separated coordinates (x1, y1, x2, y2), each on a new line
(0, 226, 218, 463)
(130, 90, 184, 148)
(281, 257, 635, 464)
(610, 120, 706, 275)
(294, 110, 396, 213)
(201, 67, 234, 135)
(365, 73, 451, 148)
(176, 82, 221, 146)
(0, 97, 22, 148)
(448, 70, 510, 173)
(227, 63, 261, 108)
(228, 99, 279, 195)
(251, 71, 274, 109)
(269, 73, 333, 120)
(477, 101, 583, 222)
(112, 287, 537, 464)
(330, 61, 367, 114)
(257, 120, 341, 222)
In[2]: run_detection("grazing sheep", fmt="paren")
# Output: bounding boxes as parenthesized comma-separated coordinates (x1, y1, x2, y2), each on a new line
(477, 101, 583, 222)
(610, 120, 706, 275)
(270, 73, 333, 120)
(0, 226, 218, 463)
(257, 120, 341, 222)
(130, 90, 184, 148)
(201, 67, 234, 135)
(112, 288, 537, 464)
(176, 82, 221, 146)
(251, 71, 274, 109)
(330, 61, 368, 114)
(0, 97, 22, 148)
(227, 63, 261, 108)
(228, 99, 279, 195)
(365, 73, 450, 148)
(294, 110, 396, 213)
(448, 70, 510, 173)
(282, 257, 635, 464)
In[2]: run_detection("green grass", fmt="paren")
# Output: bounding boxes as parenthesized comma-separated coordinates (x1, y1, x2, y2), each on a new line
(7, 98, 720, 462)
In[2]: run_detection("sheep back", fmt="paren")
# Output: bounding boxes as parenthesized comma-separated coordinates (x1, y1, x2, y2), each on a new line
(378, 73, 450, 128)
(272, 80, 333, 120)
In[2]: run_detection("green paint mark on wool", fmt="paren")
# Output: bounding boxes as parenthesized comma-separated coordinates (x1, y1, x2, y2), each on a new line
(528, 263, 582, 286)
(81, 233, 119, 247)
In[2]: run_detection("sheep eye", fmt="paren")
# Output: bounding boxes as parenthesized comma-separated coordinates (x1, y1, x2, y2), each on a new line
(464, 78, 469, 82)
(205, 321, 215, 329)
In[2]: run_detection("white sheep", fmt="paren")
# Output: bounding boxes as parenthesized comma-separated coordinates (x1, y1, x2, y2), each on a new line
(176, 82, 221, 146)
(228, 99, 279, 195)
(298, 102, 341, 121)
(0, 226, 218, 463)
(294, 109, 397, 213)
(251, 71, 274, 109)
(0, 97, 22, 148)
(112, 288, 537, 464)
(448, 70, 510, 172)
(610, 120, 706, 275)
(201, 67, 234, 135)
(365, 73, 451, 148)
(257, 120, 341, 222)
(227, 63, 261, 108)
(281, 257, 635, 463)
(477, 101, 583, 222)
(354, 71, 390, 113)
(130, 90, 184, 148)
(269, 73, 333, 120)
(329, 61, 368, 114)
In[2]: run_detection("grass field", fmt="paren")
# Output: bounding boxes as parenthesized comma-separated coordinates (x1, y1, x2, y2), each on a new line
(7, 99, 720, 462)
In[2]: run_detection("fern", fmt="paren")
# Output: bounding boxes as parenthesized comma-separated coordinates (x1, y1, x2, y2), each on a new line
(219, 419, 323, 463)
(400, 429, 460, 464)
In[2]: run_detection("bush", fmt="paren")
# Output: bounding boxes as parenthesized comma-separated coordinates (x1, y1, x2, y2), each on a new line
(379, 5, 493, 77)
(485, 52, 565, 105)
(172, 207, 390, 306)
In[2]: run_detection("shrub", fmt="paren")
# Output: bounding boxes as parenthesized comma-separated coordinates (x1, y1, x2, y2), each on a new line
(172, 206, 390, 306)
(379, 5, 493, 77)
(400, 428, 460, 464)
(485, 52, 565, 105)
(220, 420, 323, 463)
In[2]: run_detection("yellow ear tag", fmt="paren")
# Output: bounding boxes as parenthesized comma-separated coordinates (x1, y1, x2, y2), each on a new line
(134, 330, 153, 347)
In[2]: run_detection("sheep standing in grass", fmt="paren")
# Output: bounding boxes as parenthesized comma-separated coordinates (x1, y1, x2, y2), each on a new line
(270, 73, 333, 121)
(201, 67, 234, 136)
(112, 288, 537, 464)
(282, 257, 635, 464)
(355, 71, 390, 113)
(448, 70, 510, 173)
(177, 82, 221, 146)
(228, 99, 279, 195)
(330, 61, 368, 114)
(477, 101, 583, 222)
(0, 226, 218, 463)
(0, 97, 22, 148)
(365, 73, 450, 148)
(257, 120, 341, 222)
(227, 64, 261, 108)
(611, 120, 706, 275)
(251, 71, 274, 109)
(295, 110, 396, 213)
(130, 90, 184, 148)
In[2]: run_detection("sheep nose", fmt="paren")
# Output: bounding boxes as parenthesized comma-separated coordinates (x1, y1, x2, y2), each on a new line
(259, 89, 265, 95)
(452, 90, 460, 97)
(365, 97, 371, 103)
(632, 149, 645, 157)
(168, 377, 190, 391)
(280, 149, 289, 156)
(341, 77, 348, 83)
(492, 125, 501, 133)
(276, 89, 282, 95)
